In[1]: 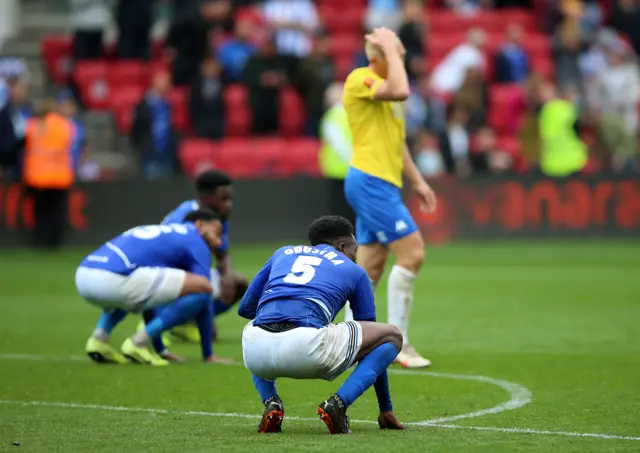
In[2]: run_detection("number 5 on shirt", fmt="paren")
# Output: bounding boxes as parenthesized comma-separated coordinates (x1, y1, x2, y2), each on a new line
(283, 256, 323, 285)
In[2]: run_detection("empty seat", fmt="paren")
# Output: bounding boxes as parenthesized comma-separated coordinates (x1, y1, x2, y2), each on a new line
(108, 61, 149, 88)
(74, 62, 110, 110)
(279, 88, 306, 138)
(179, 139, 217, 177)
(223, 84, 251, 137)
(41, 36, 73, 84)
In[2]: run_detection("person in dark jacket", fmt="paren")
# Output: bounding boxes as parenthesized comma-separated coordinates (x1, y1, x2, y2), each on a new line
(494, 24, 530, 83)
(189, 57, 224, 139)
(165, 0, 232, 86)
(294, 33, 335, 137)
(116, 0, 154, 60)
(131, 72, 179, 179)
(0, 76, 29, 178)
(243, 36, 288, 135)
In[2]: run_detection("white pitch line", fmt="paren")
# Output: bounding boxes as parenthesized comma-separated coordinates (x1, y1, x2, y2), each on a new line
(1, 399, 638, 442)
(0, 353, 530, 425)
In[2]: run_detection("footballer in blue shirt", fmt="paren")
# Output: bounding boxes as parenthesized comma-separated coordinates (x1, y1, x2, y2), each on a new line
(149, 170, 249, 350)
(77, 208, 223, 366)
(239, 215, 405, 434)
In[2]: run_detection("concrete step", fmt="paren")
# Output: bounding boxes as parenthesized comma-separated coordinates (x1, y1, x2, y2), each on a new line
(1, 39, 40, 57)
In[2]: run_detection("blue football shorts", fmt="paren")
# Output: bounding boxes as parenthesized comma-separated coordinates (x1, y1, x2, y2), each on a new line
(344, 167, 418, 246)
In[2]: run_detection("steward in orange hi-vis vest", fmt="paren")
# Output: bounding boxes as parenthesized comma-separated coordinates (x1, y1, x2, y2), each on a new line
(23, 112, 74, 190)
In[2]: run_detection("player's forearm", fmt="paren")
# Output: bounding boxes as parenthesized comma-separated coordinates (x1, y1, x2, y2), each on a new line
(374, 370, 393, 412)
(382, 48, 409, 99)
(402, 146, 423, 187)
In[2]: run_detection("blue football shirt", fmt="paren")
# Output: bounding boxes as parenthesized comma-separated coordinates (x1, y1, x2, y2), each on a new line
(162, 199, 229, 254)
(79, 223, 212, 278)
(238, 244, 376, 328)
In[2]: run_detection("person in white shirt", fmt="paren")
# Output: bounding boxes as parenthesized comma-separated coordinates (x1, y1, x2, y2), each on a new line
(264, 0, 318, 59)
(430, 28, 486, 96)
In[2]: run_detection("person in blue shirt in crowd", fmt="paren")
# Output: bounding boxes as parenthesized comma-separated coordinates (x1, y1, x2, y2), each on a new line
(138, 170, 248, 360)
(217, 16, 256, 84)
(78, 208, 222, 366)
(239, 215, 405, 434)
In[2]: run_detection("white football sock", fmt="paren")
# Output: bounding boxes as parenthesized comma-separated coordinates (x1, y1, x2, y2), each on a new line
(93, 329, 110, 342)
(344, 278, 378, 322)
(387, 265, 416, 346)
(131, 331, 150, 348)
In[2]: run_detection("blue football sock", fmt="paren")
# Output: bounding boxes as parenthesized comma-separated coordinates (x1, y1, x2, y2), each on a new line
(336, 342, 399, 408)
(213, 299, 232, 316)
(252, 374, 277, 404)
(141, 309, 166, 353)
(95, 309, 127, 334)
(146, 294, 209, 339)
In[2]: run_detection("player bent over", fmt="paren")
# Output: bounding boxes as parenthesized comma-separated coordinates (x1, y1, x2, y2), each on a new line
(342, 27, 437, 368)
(77, 208, 223, 365)
(239, 216, 405, 434)
(147, 170, 248, 348)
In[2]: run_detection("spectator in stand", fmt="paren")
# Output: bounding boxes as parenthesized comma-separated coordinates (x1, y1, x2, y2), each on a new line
(243, 36, 288, 135)
(493, 0, 531, 7)
(263, 0, 319, 78)
(165, 0, 232, 86)
(469, 126, 514, 174)
(596, 45, 640, 136)
(538, 83, 588, 177)
(115, 0, 154, 60)
(217, 15, 257, 84)
(406, 75, 447, 140)
(414, 130, 445, 178)
(56, 89, 86, 177)
(365, 0, 402, 32)
(445, 0, 488, 15)
(189, 57, 224, 140)
(295, 33, 336, 137)
(494, 24, 530, 84)
(131, 72, 180, 179)
(431, 28, 485, 97)
(452, 67, 487, 132)
(0, 74, 29, 178)
(438, 105, 471, 177)
(70, 0, 111, 60)
(519, 73, 544, 166)
(611, 0, 640, 55)
(398, 0, 426, 80)
(552, 21, 588, 89)
(586, 107, 638, 173)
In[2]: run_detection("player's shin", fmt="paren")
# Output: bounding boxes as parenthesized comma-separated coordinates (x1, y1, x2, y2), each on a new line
(93, 309, 128, 341)
(335, 342, 399, 408)
(253, 375, 284, 433)
(387, 265, 415, 345)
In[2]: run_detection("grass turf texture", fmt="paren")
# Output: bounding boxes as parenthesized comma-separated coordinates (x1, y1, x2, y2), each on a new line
(0, 242, 638, 453)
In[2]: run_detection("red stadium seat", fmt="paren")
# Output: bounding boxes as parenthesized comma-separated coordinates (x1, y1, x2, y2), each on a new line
(531, 56, 554, 79)
(110, 85, 145, 133)
(499, 9, 538, 32)
(290, 138, 321, 177)
(318, 6, 364, 34)
(107, 61, 150, 88)
(523, 34, 550, 58)
(223, 84, 251, 137)
(167, 88, 189, 133)
(40, 36, 73, 85)
(428, 11, 501, 34)
(279, 88, 306, 138)
(217, 139, 264, 178)
(179, 139, 217, 177)
(74, 62, 110, 110)
(488, 84, 525, 134)
(328, 33, 362, 59)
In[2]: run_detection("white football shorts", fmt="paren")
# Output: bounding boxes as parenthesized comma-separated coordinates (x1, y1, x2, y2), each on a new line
(75, 266, 186, 312)
(242, 320, 362, 381)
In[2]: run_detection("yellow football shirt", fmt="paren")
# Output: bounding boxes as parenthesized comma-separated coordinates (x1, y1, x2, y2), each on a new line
(342, 67, 406, 188)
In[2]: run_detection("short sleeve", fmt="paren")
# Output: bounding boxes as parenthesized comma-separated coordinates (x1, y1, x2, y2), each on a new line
(344, 69, 382, 102)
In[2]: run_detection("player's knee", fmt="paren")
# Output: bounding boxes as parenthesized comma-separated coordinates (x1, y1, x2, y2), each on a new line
(181, 274, 213, 296)
(387, 325, 403, 352)
(395, 238, 425, 273)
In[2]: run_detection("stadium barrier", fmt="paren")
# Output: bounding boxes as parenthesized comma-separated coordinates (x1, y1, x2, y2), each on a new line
(0, 176, 638, 247)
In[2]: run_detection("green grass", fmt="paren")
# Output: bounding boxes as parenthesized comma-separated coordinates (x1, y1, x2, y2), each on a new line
(0, 242, 639, 452)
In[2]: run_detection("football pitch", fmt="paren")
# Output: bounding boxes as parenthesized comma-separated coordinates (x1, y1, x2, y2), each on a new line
(1, 241, 639, 452)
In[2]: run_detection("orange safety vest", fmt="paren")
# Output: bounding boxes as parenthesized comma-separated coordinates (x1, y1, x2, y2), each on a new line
(23, 113, 74, 189)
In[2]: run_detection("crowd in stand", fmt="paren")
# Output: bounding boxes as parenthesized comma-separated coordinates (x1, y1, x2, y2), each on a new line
(2, 0, 640, 180)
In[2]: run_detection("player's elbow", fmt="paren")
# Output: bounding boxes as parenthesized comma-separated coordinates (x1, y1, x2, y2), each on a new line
(392, 88, 410, 101)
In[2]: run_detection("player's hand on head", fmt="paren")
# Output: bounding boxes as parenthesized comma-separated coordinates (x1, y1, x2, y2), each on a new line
(366, 27, 400, 53)
(414, 180, 437, 213)
(378, 411, 405, 430)
(204, 355, 234, 364)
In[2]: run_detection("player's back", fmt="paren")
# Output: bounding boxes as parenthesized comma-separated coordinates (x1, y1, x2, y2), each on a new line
(162, 199, 230, 253)
(80, 223, 208, 276)
(343, 67, 406, 188)
(254, 244, 368, 328)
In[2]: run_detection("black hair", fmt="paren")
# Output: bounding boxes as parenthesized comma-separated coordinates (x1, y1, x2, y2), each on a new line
(183, 207, 220, 223)
(307, 215, 354, 246)
(195, 170, 232, 195)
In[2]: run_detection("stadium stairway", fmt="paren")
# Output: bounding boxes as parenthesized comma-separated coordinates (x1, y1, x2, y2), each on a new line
(0, 0, 137, 176)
